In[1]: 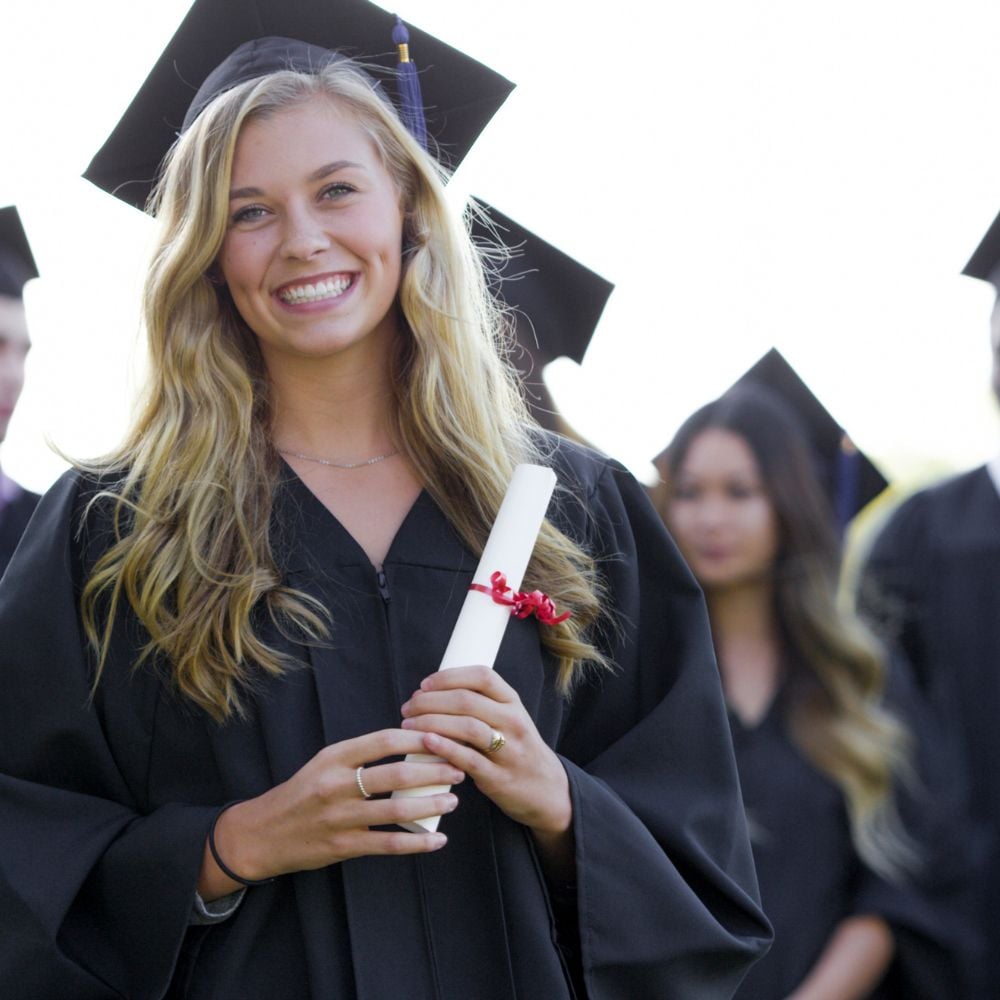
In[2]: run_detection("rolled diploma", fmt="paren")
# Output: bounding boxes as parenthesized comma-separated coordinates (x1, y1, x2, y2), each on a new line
(393, 463, 557, 833)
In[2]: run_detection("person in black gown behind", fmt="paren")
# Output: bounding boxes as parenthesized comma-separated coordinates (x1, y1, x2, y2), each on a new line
(0, 206, 40, 578)
(0, 1, 770, 997)
(652, 378, 970, 999)
(860, 208, 1000, 999)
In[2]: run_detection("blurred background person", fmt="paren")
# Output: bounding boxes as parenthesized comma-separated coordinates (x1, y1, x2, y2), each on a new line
(650, 353, 972, 999)
(0, 205, 39, 579)
(859, 210, 1000, 998)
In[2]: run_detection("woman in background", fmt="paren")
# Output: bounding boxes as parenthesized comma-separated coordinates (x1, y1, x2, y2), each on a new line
(652, 385, 966, 999)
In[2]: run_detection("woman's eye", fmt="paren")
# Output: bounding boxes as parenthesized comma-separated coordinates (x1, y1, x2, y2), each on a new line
(321, 182, 356, 201)
(230, 204, 268, 225)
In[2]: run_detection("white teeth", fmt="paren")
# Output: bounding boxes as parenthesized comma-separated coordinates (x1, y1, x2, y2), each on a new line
(279, 276, 352, 303)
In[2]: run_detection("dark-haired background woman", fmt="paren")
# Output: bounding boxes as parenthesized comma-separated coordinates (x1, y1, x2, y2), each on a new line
(651, 386, 975, 999)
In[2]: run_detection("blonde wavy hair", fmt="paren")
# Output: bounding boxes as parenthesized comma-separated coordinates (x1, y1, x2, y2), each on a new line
(81, 59, 606, 722)
(652, 388, 917, 880)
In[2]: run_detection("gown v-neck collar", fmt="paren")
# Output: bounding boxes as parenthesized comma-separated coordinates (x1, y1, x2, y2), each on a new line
(727, 675, 790, 735)
(274, 462, 472, 575)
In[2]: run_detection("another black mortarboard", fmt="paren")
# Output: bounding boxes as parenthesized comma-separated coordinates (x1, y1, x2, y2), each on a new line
(84, 0, 515, 211)
(962, 208, 1000, 289)
(730, 348, 888, 524)
(0, 206, 39, 300)
(469, 199, 613, 366)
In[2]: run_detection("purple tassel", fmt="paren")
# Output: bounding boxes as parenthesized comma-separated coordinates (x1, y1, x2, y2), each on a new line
(834, 436, 860, 534)
(392, 16, 428, 149)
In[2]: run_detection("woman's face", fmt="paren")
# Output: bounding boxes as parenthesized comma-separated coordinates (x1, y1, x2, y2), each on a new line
(666, 428, 780, 592)
(217, 94, 405, 370)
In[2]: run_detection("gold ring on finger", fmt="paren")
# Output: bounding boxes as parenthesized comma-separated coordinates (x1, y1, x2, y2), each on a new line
(485, 730, 506, 754)
(355, 765, 372, 799)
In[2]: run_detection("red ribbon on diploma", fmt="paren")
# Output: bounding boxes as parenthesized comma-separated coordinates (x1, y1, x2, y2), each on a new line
(469, 571, 571, 626)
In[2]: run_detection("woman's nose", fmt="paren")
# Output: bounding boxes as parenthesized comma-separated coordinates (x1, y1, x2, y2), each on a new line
(695, 496, 729, 530)
(279, 207, 330, 260)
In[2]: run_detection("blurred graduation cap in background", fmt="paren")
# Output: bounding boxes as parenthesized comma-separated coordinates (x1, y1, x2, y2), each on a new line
(729, 348, 888, 526)
(84, 0, 515, 211)
(468, 198, 614, 433)
(962, 208, 1000, 289)
(0, 206, 39, 300)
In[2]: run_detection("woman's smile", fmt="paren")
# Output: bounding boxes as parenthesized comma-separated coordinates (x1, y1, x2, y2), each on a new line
(274, 271, 356, 307)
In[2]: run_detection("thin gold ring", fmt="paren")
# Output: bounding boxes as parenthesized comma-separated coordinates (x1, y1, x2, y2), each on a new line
(485, 730, 506, 754)
(355, 765, 372, 800)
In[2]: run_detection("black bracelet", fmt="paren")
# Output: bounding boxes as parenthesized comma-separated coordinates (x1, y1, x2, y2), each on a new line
(209, 800, 275, 887)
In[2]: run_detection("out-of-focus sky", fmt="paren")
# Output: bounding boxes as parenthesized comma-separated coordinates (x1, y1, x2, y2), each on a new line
(2, 0, 999, 494)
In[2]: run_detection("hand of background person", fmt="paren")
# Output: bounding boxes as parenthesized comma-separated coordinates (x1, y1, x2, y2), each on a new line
(783, 915, 895, 1000)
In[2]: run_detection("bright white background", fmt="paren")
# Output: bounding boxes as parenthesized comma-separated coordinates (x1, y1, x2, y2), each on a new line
(2, 0, 999, 495)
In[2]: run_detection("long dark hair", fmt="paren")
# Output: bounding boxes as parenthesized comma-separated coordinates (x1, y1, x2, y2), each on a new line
(652, 387, 916, 878)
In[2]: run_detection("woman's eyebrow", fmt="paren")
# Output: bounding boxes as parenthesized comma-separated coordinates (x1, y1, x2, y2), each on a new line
(229, 161, 365, 201)
(229, 185, 264, 201)
(308, 159, 363, 182)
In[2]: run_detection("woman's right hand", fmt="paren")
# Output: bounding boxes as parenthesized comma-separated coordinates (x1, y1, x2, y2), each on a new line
(198, 728, 464, 900)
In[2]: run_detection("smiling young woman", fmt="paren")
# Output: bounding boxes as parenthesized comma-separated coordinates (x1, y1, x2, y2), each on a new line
(0, 5, 772, 998)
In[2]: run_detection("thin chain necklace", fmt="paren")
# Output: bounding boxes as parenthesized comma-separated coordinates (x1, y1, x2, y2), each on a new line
(278, 446, 401, 470)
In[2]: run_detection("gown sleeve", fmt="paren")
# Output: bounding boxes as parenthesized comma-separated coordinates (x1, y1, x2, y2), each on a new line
(0, 473, 218, 999)
(551, 456, 772, 999)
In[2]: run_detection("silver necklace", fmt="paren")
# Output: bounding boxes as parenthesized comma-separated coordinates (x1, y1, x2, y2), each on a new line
(278, 447, 401, 470)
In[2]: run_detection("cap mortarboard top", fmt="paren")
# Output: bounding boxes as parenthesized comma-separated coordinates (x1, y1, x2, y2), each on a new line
(0, 206, 39, 300)
(84, 0, 514, 211)
(730, 348, 888, 524)
(469, 199, 613, 366)
(962, 208, 1000, 289)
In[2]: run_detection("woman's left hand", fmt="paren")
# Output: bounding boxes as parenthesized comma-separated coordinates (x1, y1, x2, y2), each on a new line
(400, 665, 572, 838)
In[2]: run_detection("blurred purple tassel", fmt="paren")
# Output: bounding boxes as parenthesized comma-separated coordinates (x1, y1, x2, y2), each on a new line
(392, 16, 428, 149)
(834, 437, 860, 535)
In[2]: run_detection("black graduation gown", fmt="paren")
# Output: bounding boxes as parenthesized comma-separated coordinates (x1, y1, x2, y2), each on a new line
(0, 441, 771, 1000)
(860, 465, 999, 996)
(730, 667, 971, 1000)
(0, 483, 39, 580)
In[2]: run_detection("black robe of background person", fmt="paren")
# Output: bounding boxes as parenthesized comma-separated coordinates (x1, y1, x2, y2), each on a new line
(860, 465, 1000, 998)
(0, 483, 39, 579)
(0, 439, 771, 1000)
(729, 662, 976, 1000)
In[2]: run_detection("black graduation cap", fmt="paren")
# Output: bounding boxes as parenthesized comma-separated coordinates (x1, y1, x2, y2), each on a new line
(730, 348, 888, 525)
(468, 199, 613, 367)
(962, 208, 1000, 288)
(0, 206, 39, 300)
(84, 0, 515, 211)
